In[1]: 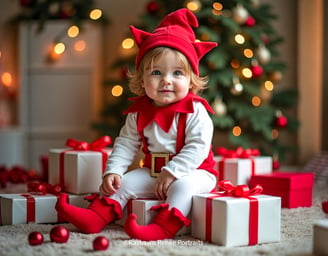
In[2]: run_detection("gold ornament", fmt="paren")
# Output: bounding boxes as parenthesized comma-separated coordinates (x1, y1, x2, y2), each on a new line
(212, 98, 227, 116)
(232, 4, 249, 24)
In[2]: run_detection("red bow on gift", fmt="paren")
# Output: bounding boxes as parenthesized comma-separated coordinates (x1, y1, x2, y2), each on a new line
(65, 136, 112, 151)
(28, 181, 62, 195)
(216, 146, 260, 158)
(217, 180, 263, 197)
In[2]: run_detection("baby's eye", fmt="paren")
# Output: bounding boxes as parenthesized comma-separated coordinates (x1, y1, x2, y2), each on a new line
(173, 70, 184, 76)
(151, 70, 161, 75)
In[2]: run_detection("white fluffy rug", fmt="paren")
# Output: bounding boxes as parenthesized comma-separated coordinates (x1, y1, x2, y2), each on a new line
(0, 181, 327, 256)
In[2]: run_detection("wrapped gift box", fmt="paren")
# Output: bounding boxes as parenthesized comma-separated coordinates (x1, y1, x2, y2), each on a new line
(49, 148, 112, 194)
(116, 199, 190, 235)
(313, 219, 328, 256)
(214, 155, 272, 185)
(249, 172, 314, 208)
(191, 193, 281, 246)
(0, 193, 89, 225)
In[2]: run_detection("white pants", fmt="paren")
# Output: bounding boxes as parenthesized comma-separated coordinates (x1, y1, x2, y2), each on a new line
(109, 168, 217, 216)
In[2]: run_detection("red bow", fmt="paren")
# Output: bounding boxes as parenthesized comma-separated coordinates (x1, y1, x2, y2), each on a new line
(216, 146, 260, 158)
(217, 180, 263, 197)
(28, 181, 62, 195)
(65, 136, 112, 151)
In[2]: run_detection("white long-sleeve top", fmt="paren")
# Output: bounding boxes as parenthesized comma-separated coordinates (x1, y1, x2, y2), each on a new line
(103, 97, 215, 179)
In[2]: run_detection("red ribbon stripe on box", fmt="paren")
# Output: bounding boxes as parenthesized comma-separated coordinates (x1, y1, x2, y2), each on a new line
(59, 136, 112, 189)
(216, 147, 260, 181)
(205, 180, 263, 245)
(21, 194, 36, 223)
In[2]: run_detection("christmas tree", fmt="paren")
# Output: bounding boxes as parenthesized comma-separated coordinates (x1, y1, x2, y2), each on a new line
(93, 0, 299, 167)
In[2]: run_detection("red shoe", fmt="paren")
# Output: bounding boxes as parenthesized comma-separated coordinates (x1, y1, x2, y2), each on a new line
(55, 193, 122, 233)
(124, 203, 191, 241)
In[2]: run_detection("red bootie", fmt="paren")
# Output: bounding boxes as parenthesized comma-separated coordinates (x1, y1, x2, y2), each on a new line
(124, 203, 191, 241)
(55, 193, 122, 233)
(323, 201, 328, 214)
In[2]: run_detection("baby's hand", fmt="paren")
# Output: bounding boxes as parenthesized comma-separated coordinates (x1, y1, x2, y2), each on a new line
(99, 174, 121, 196)
(155, 170, 176, 200)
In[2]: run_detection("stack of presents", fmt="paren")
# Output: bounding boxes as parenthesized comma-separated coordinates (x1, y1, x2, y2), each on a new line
(0, 137, 327, 253)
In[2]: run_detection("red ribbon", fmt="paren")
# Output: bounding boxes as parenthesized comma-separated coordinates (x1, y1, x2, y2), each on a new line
(27, 181, 62, 195)
(21, 194, 36, 223)
(205, 180, 263, 245)
(216, 147, 260, 181)
(59, 136, 112, 189)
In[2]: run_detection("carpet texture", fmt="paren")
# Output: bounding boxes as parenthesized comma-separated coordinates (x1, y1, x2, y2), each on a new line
(0, 181, 327, 256)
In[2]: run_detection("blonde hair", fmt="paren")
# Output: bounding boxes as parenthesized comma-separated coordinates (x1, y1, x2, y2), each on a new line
(128, 47, 208, 96)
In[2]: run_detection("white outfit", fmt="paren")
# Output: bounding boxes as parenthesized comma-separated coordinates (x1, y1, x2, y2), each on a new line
(103, 101, 217, 216)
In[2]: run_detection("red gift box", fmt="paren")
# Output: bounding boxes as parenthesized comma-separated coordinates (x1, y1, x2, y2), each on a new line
(249, 172, 314, 208)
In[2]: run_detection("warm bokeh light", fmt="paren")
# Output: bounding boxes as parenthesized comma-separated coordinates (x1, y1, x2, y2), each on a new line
(242, 67, 252, 78)
(264, 80, 274, 91)
(272, 129, 279, 139)
(213, 2, 223, 11)
(67, 25, 79, 38)
(235, 34, 245, 44)
(74, 40, 86, 52)
(251, 96, 261, 106)
(232, 126, 242, 136)
(243, 48, 253, 58)
(186, 0, 201, 12)
(230, 59, 240, 69)
(112, 85, 123, 97)
(121, 38, 135, 49)
(54, 42, 65, 54)
(89, 9, 102, 20)
(1, 72, 12, 87)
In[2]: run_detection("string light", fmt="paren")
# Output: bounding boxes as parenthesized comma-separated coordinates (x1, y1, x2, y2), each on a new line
(54, 42, 66, 55)
(272, 129, 279, 139)
(74, 40, 86, 52)
(67, 25, 79, 38)
(89, 9, 102, 20)
(232, 126, 242, 136)
(186, 0, 201, 12)
(112, 85, 123, 97)
(251, 96, 261, 106)
(241, 67, 252, 78)
(264, 80, 274, 91)
(121, 38, 135, 49)
(230, 59, 240, 69)
(1, 72, 12, 87)
(235, 34, 245, 44)
(243, 48, 253, 58)
(213, 2, 223, 11)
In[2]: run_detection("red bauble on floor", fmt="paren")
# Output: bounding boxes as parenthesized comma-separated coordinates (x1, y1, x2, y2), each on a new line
(50, 225, 70, 243)
(28, 231, 44, 246)
(93, 236, 109, 251)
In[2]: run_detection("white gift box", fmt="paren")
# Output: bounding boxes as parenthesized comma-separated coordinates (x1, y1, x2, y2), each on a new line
(116, 199, 190, 235)
(214, 156, 272, 185)
(49, 148, 112, 194)
(0, 193, 89, 225)
(191, 193, 281, 246)
(313, 219, 328, 255)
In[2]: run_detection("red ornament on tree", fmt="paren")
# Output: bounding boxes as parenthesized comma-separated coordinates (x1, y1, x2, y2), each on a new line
(50, 225, 70, 243)
(276, 115, 288, 128)
(93, 236, 110, 251)
(272, 160, 281, 170)
(251, 64, 263, 78)
(28, 231, 44, 246)
(146, 1, 160, 14)
(245, 16, 256, 26)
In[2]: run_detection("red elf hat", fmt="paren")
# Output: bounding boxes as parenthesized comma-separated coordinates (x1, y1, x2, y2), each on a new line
(130, 8, 218, 75)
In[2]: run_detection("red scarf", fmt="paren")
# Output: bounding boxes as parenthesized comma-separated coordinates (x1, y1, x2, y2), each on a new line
(123, 92, 214, 132)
